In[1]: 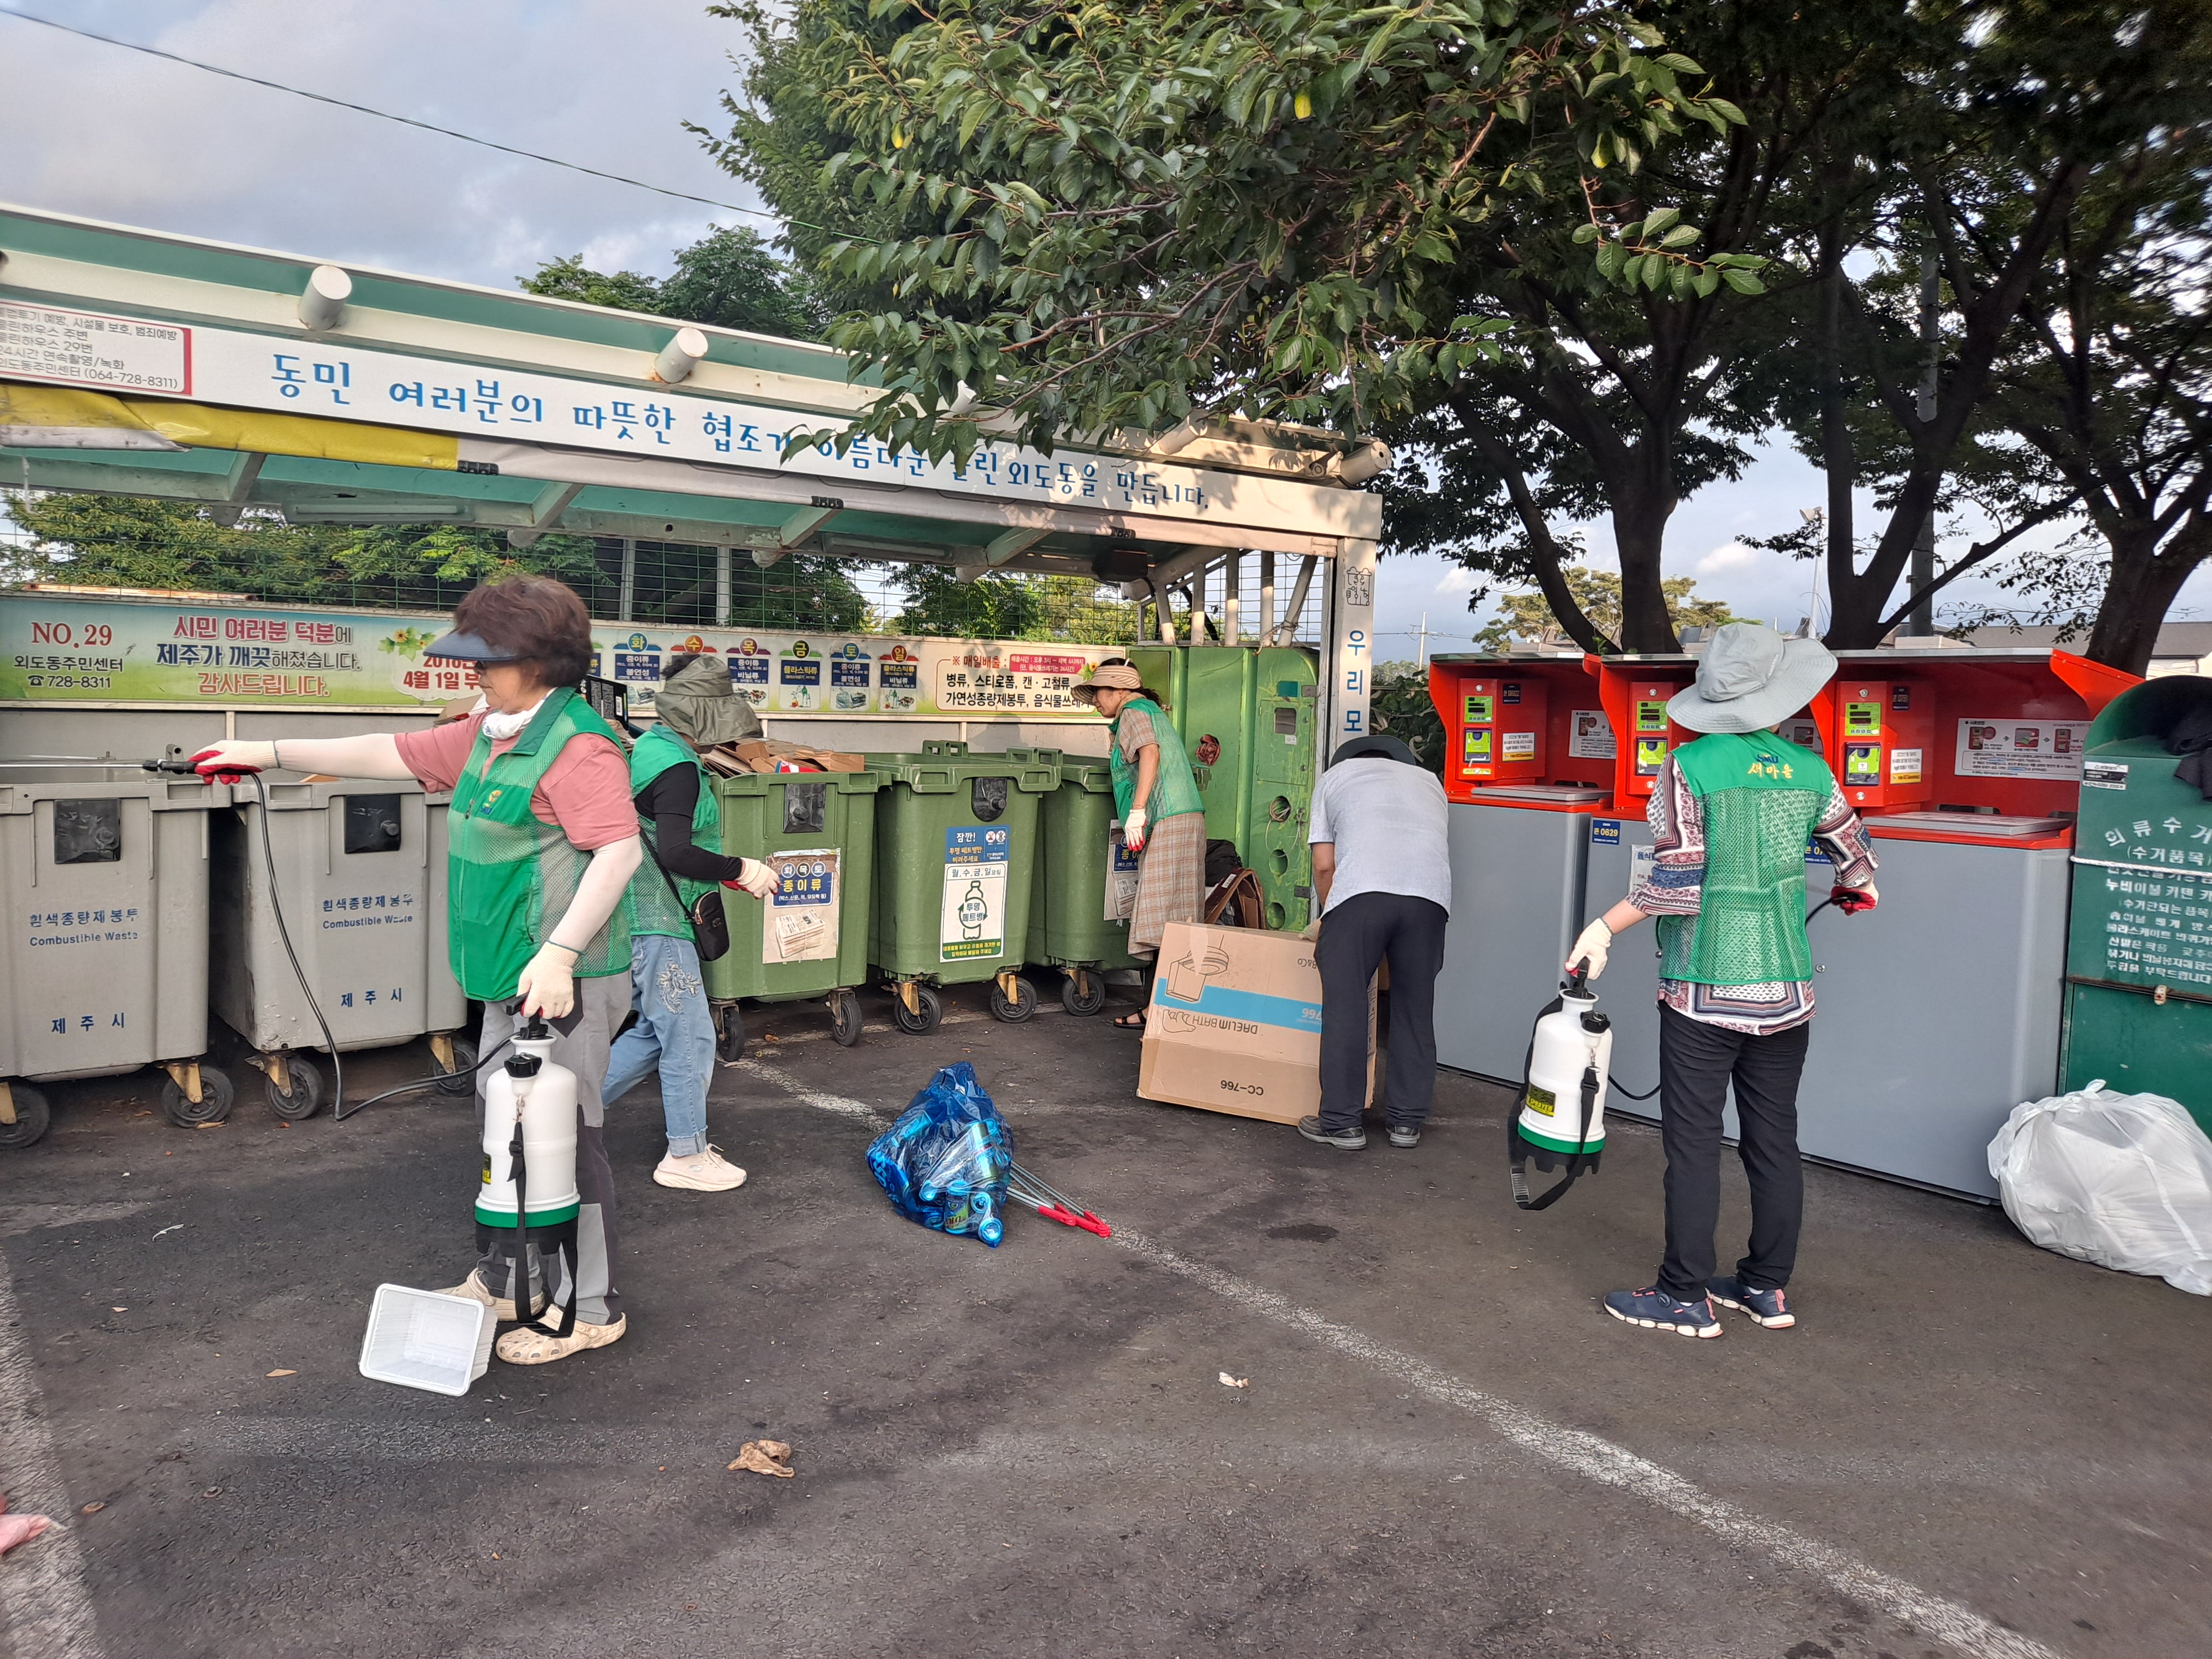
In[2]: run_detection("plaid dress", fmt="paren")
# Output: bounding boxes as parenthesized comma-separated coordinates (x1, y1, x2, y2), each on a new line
(1116, 703, 1206, 954)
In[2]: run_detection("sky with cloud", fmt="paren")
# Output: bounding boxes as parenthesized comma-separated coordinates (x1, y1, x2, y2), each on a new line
(2, 0, 2203, 650)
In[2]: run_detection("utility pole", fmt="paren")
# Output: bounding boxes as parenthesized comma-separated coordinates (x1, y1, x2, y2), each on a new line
(1415, 611, 1432, 666)
(1906, 254, 1939, 636)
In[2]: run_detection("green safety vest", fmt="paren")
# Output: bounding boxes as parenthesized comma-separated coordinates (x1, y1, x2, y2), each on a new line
(628, 724, 719, 942)
(1656, 731, 1834, 987)
(1109, 697, 1205, 823)
(446, 687, 634, 1001)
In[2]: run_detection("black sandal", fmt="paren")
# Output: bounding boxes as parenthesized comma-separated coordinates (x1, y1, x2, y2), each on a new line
(1112, 1010, 1147, 1031)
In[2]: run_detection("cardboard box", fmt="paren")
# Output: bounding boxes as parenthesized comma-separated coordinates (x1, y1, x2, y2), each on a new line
(1136, 922, 1372, 1125)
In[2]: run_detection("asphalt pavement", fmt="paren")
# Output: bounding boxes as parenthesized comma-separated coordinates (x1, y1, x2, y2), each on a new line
(1, 985, 2207, 1659)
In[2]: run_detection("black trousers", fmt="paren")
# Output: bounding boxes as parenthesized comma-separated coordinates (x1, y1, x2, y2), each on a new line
(1316, 892, 1448, 1132)
(1655, 1004, 1809, 1303)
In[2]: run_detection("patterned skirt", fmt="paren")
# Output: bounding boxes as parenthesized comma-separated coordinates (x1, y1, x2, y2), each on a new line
(1130, 810, 1206, 955)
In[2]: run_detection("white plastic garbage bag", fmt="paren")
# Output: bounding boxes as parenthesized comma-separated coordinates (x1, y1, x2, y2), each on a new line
(1987, 1081, 2212, 1296)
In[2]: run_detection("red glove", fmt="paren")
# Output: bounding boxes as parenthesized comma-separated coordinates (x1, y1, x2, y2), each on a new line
(186, 741, 277, 783)
(1830, 883, 1877, 916)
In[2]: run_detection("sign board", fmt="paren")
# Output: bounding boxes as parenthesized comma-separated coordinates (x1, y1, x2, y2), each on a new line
(0, 301, 1251, 530)
(1955, 718, 2090, 782)
(940, 825, 1010, 962)
(0, 592, 1135, 715)
(764, 849, 839, 964)
(2086, 869, 2212, 991)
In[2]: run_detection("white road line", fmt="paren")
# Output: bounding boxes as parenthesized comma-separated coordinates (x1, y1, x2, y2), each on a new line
(744, 1070, 2063, 1659)
(0, 1256, 105, 1659)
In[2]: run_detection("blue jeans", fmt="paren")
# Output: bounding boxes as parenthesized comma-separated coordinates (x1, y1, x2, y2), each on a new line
(602, 933, 714, 1157)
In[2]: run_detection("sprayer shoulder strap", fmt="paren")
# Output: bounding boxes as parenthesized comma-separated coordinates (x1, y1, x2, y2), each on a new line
(1509, 994, 1601, 1212)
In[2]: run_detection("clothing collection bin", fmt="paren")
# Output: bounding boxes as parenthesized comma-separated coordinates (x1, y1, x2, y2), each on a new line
(0, 769, 233, 1145)
(1011, 749, 1138, 1015)
(1127, 644, 1318, 928)
(1787, 648, 2132, 1197)
(2060, 673, 2212, 1133)
(1426, 654, 1616, 1082)
(866, 742, 1058, 1034)
(208, 780, 473, 1121)
(700, 768, 883, 1053)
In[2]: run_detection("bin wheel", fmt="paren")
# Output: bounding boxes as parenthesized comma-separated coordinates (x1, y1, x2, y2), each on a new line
(831, 991, 864, 1048)
(889, 986, 942, 1036)
(161, 1066, 235, 1129)
(0, 1085, 53, 1151)
(715, 1003, 747, 1064)
(990, 975, 1040, 1024)
(1061, 971, 1108, 1017)
(263, 1055, 324, 1121)
(432, 1038, 479, 1097)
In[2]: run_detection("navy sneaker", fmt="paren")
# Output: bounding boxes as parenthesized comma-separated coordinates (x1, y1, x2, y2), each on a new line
(1708, 1277, 1795, 1329)
(1297, 1116, 1366, 1150)
(1386, 1123, 1421, 1149)
(1604, 1286, 1723, 1338)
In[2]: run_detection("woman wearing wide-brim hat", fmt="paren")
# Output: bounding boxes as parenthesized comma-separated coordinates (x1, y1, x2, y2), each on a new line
(1071, 659, 1207, 1029)
(1564, 623, 1880, 1342)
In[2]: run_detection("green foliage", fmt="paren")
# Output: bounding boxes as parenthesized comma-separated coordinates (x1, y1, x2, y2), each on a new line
(1369, 661, 1447, 775)
(520, 224, 818, 338)
(5, 495, 596, 611)
(891, 566, 1138, 641)
(1472, 570, 1739, 652)
(718, 0, 1756, 465)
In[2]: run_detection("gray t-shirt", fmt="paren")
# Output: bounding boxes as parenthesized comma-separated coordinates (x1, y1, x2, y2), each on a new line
(1308, 757, 1451, 915)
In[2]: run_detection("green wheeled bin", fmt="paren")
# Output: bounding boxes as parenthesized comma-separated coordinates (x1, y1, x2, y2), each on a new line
(865, 742, 1059, 1035)
(701, 769, 883, 1055)
(1011, 748, 1138, 1015)
(2060, 674, 2212, 1131)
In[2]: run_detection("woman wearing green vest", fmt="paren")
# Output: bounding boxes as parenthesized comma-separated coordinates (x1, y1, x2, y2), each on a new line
(603, 654, 779, 1192)
(1566, 624, 1878, 1340)
(188, 576, 645, 1368)
(1072, 659, 1206, 1029)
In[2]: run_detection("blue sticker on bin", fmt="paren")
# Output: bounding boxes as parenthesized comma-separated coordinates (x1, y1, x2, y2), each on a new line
(1590, 820, 1620, 844)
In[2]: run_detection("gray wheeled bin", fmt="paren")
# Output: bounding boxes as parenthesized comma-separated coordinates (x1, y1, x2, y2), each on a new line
(0, 769, 234, 1147)
(209, 780, 475, 1121)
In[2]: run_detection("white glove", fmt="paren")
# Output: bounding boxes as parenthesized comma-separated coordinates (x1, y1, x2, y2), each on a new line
(1123, 808, 1149, 854)
(515, 942, 578, 1019)
(725, 858, 781, 901)
(1567, 918, 1613, 980)
(187, 740, 279, 781)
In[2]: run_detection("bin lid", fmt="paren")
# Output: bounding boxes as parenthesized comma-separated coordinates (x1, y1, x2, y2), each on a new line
(1468, 785, 1606, 805)
(1871, 811, 2071, 838)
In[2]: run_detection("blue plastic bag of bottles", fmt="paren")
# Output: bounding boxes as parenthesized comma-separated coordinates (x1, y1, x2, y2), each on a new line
(866, 1062, 1014, 1246)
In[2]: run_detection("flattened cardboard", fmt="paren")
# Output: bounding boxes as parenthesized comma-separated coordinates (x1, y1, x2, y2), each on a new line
(1136, 922, 1372, 1125)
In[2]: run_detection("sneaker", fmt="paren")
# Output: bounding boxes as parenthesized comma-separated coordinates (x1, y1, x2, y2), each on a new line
(1297, 1116, 1366, 1150)
(1708, 1276, 1795, 1329)
(655, 1145, 748, 1192)
(441, 1270, 516, 1322)
(495, 1313, 627, 1366)
(1386, 1123, 1421, 1149)
(1604, 1286, 1723, 1338)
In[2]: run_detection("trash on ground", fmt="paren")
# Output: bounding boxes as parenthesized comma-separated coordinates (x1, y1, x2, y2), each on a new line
(1219, 1372, 1250, 1389)
(80, 1503, 105, 1515)
(1989, 1081, 2212, 1295)
(0, 1494, 51, 1557)
(867, 1062, 1013, 1246)
(266, 1369, 296, 1378)
(728, 1440, 795, 1478)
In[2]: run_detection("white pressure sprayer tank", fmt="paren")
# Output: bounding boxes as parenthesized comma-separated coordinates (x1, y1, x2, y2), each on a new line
(1509, 967, 1612, 1210)
(476, 1023, 580, 1248)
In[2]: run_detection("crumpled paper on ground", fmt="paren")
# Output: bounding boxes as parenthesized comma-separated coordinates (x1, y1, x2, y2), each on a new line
(728, 1440, 795, 1478)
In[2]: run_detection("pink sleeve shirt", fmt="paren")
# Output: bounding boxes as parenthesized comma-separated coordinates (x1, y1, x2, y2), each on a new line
(393, 713, 636, 851)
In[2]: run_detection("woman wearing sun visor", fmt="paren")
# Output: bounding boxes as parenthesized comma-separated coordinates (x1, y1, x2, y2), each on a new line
(186, 575, 643, 1369)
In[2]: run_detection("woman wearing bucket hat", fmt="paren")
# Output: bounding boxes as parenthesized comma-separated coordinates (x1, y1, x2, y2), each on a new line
(186, 575, 643, 1367)
(1071, 659, 1207, 1027)
(1564, 623, 1879, 1339)
(601, 653, 780, 1194)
